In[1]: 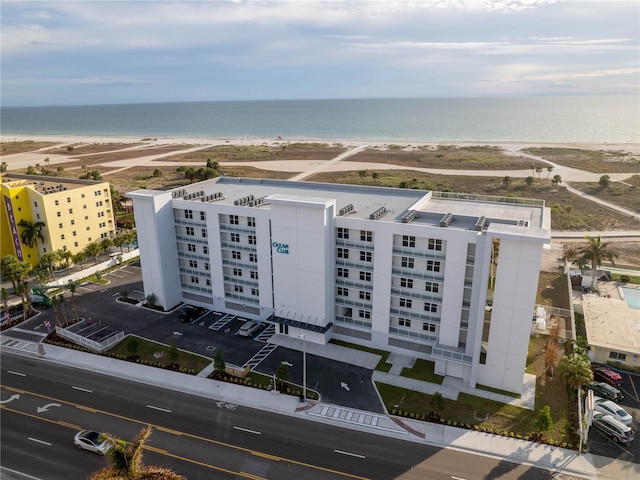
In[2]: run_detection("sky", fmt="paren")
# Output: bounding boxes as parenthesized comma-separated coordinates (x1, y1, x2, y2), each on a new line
(1, 0, 639, 106)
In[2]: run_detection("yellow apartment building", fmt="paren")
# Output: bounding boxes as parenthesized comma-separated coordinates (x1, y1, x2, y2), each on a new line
(1, 174, 116, 267)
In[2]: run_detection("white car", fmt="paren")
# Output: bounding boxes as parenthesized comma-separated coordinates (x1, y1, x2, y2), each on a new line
(74, 430, 111, 455)
(238, 321, 261, 337)
(593, 397, 633, 425)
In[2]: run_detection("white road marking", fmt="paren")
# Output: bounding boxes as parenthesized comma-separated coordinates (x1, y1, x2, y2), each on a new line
(452, 476, 468, 480)
(72, 386, 93, 393)
(146, 405, 171, 413)
(334, 449, 365, 459)
(28, 437, 52, 446)
(8, 370, 26, 376)
(233, 426, 261, 435)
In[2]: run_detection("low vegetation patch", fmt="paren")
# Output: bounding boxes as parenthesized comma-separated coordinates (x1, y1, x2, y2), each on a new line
(400, 358, 444, 384)
(522, 147, 640, 173)
(570, 176, 640, 214)
(0, 140, 59, 155)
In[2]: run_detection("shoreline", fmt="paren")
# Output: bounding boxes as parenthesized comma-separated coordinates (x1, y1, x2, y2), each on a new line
(2, 133, 639, 154)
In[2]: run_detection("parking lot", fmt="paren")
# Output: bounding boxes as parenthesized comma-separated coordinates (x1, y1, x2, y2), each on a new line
(10, 262, 385, 413)
(587, 371, 640, 462)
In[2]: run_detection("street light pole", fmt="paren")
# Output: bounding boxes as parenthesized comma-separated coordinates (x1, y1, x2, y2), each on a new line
(299, 333, 306, 402)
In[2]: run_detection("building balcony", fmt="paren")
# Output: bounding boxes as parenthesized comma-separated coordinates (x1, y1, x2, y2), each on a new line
(392, 245, 446, 260)
(335, 297, 373, 310)
(335, 238, 375, 251)
(174, 217, 207, 228)
(431, 343, 473, 365)
(177, 251, 210, 261)
(219, 223, 256, 234)
(389, 326, 438, 343)
(179, 266, 211, 276)
(180, 283, 212, 295)
(390, 307, 441, 323)
(223, 275, 259, 287)
(391, 267, 444, 282)
(335, 278, 372, 290)
(222, 258, 258, 269)
(220, 241, 257, 253)
(335, 315, 372, 329)
(176, 234, 208, 245)
(335, 258, 374, 271)
(390, 287, 443, 303)
(224, 291, 259, 305)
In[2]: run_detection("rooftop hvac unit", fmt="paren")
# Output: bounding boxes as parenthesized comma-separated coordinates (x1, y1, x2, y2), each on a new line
(401, 210, 417, 224)
(474, 216, 486, 231)
(440, 213, 453, 227)
(369, 207, 387, 220)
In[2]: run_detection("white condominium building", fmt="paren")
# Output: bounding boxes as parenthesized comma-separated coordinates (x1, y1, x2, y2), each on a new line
(128, 177, 550, 394)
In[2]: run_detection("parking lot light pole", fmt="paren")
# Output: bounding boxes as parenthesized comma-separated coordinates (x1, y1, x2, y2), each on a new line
(299, 333, 306, 402)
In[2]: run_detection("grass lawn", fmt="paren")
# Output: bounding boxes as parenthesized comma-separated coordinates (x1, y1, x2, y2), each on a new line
(401, 358, 444, 384)
(108, 336, 212, 374)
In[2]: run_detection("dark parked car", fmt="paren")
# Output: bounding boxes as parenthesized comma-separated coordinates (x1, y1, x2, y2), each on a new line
(179, 306, 206, 323)
(591, 366, 623, 387)
(586, 381, 624, 402)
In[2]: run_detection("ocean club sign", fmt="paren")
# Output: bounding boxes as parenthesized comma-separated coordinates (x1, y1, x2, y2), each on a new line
(272, 241, 289, 254)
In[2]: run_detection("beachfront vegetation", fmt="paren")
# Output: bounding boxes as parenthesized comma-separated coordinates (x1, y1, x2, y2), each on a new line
(522, 147, 640, 173)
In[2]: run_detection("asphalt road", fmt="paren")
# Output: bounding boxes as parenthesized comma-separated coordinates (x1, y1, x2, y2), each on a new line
(1, 353, 559, 480)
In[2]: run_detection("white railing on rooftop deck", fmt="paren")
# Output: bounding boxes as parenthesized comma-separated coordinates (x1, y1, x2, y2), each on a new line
(432, 191, 545, 207)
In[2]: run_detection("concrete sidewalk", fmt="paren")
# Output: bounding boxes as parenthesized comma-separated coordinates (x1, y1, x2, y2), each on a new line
(4, 338, 638, 480)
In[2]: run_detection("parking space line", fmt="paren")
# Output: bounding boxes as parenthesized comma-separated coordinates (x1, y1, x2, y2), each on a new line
(626, 374, 639, 402)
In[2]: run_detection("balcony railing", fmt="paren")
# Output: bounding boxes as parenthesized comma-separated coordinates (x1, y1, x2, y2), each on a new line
(219, 222, 256, 234)
(335, 238, 375, 251)
(390, 287, 442, 303)
(432, 191, 545, 207)
(335, 258, 374, 271)
(391, 267, 444, 282)
(390, 307, 440, 323)
(392, 245, 446, 260)
(335, 297, 372, 310)
(335, 315, 372, 329)
(220, 241, 257, 253)
(389, 326, 438, 343)
(176, 234, 208, 245)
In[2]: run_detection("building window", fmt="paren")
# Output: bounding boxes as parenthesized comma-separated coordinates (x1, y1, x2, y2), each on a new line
(359, 291, 371, 301)
(360, 271, 371, 282)
(337, 287, 348, 296)
(399, 318, 411, 327)
(609, 352, 627, 361)
(428, 239, 443, 251)
(401, 257, 414, 268)
(186, 226, 194, 236)
(399, 298, 412, 308)
(360, 251, 372, 262)
(185, 209, 193, 219)
(234, 285, 244, 293)
(251, 288, 259, 296)
(72, 231, 77, 237)
(424, 303, 437, 312)
(248, 235, 256, 245)
(229, 215, 239, 225)
(84, 215, 88, 220)
(203, 246, 209, 254)
(206, 279, 211, 286)
(100, 232, 108, 239)
(426, 260, 441, 272)
(191, 276, 199, 284)
(425, 282, 439, 292)
(249, 253, 257, 262)
(200, 211, 206, 221)
(337, 248, 349, 259)
(70, 219, 75, 225)
(232, 251, 241, 260)
(95, 190, 101, 196)
(230, 233, 240, 242)
(204, 262, 210, 271)
(358, 310, 371, 319)
(423, 323, 436, 332)
(36, 213, 40, 219)
(86, 226, 90, 231)
(337, 227, 349, 239)
(337, 268, 349, 278)
(360, 230, 372, 242)
(59, 223, 63, 229)
(402, 235, 415, 247)
(200, 229, 207, 238)
(68, 208, 73, 214)
(61, 234, 65, 240)
(250, 271, 258, 279)
(96, 201, 103, 207)
(54, 199, 60, 206)
(97, 211, 104, 217)
(233, 268, 242, 276)
(67, 197, 71, 203)
(400, 278, 413, 288)
(74, 242, 79, 247)
(57, 211, 61, 217)
(83, 205, 87, 209)
(188, 243, 196, 252)
(34, 201, 38, 207)
(189, 260, 198, 268)
(247, 217, 255, 227)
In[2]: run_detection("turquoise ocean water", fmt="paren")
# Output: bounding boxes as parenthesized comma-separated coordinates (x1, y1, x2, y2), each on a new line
(1, 96, 638, 144)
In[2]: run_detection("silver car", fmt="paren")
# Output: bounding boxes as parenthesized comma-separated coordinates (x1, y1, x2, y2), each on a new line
(238, 321, 261, 337)
(593, 396, 633, 425)
(74, 430, 111, 455)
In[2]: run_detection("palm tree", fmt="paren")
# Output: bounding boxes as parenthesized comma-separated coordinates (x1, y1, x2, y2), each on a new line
(58, 249, 74, 275)
(67, 281, 80, 322)
(57, 294, 69, 327)
(39, 251, 59, 281)
(598, 175, 611, 189)
(1, 161, 7, 172)
(576, 236, 618, 291)
(113, 234, 126, 255)
(1, 256, 31, 293)
(89, 425, 185, 480)
(535, 166, 543, 179)
(51, 294, 62, 328)
(551, 174, 562, 187)
(1, 287, 9, 324)
(525, 176, 534, 188)
(16, 281, 33, 323)
(18, 219, 46, 259)
(100, 237, 114, 256)
(502, 176, 511, 187)
(557, 353, 593, 391)
(73, 250, 87, 270)
(84, 242, 102, 265)
(546, 166, 553, 179)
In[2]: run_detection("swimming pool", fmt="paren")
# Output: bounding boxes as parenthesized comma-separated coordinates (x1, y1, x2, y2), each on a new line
(621, 286, 640, 310)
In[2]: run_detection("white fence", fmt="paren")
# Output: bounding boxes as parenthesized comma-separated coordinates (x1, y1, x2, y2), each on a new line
(56, 326, 125, 353)
(46, 249, 140, 287)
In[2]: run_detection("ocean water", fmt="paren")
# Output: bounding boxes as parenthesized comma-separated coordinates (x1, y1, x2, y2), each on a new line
(1, 96, 638, 144)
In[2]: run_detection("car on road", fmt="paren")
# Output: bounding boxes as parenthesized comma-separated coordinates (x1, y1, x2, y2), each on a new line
(179, 306, 206, 323)
(586, 381, 624, 403)
(593, 397, 633, 425)
(592, 366, 623, 387)
(74, 430, 111, 455)
(592, 413, 635, 444)
(238, 320, 261, 337)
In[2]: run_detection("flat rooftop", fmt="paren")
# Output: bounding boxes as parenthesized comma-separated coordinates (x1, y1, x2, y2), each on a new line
(1, 173, 104, 195)
(583, 294, 640, 355)
(137, 176, 549, 231)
